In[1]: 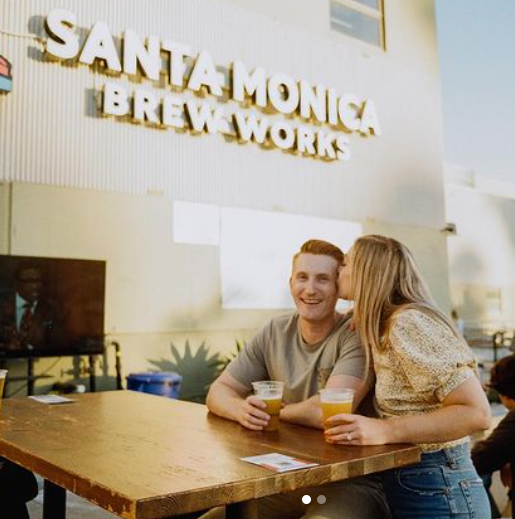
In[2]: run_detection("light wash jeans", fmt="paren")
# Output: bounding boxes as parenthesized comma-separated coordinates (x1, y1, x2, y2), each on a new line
(381, 443, 490, 519)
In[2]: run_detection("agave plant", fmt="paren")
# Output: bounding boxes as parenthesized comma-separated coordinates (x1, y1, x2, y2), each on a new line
(210, 339, 245, 374)
(148, 340, 221, 403)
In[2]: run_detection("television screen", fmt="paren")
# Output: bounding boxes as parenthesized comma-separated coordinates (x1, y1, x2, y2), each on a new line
(0, 255, 106, 358)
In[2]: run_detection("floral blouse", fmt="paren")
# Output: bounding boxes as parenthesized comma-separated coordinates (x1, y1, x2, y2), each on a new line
(372, 309, 478, 451)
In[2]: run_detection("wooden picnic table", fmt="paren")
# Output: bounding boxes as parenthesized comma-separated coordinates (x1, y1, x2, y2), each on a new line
(0, 390, 421, 518)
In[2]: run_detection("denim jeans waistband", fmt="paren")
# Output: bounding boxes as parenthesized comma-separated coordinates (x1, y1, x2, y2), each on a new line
(419, 442, 471, 465)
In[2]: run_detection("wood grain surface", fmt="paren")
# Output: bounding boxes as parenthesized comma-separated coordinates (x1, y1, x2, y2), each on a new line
(0, 391, 420, 519)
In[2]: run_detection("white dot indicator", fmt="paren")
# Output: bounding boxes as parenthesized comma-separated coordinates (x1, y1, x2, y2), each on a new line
(317, 495, 327, 504)
(302, 495, 312, 504)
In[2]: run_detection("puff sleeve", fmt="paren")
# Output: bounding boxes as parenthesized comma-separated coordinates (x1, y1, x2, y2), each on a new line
(388, 310, 477, 401)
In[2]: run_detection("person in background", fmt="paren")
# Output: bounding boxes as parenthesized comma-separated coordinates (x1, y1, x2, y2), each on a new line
(0, 458, 38, 519)
(329, 234, 491, 519)
(472, 354, 515, 519)
(206, 239, 390, 519)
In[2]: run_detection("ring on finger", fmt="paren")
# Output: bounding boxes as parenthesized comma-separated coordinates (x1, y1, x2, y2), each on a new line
(346, 432, 353, 442)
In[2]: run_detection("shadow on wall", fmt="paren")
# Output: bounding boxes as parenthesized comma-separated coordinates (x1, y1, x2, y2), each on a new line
(500, 199, 515, 327)
(449, 193, 515, 329)
(449, 248, 489, 325)
(3, 348, 122, 398)
(50, 347, 121, 393)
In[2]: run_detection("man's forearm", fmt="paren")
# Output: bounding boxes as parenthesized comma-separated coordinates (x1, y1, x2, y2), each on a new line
(206, 383, 245, 422)
(386, 405, 491, 444)
(280, 396, 324, 429)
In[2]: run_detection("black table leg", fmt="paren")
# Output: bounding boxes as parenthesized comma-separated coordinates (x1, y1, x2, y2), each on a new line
(43, 479, 66, 519)
(89, 355, 96, 392)
(226, 501, 258, 519)
(27, 358, 34, 396)
(172, 512, 211, 519)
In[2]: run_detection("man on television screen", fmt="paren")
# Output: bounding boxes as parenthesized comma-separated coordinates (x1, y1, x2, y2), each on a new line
(0, 262, 66, 352)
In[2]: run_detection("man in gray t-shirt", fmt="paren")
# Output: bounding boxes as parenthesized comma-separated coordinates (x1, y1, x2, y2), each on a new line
(227, 312, 369, 413)
(205, 240, 390, 519)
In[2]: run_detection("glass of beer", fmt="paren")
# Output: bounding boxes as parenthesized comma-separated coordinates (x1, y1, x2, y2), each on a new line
(319, 388, 354, 430)
(0, 370, 7, 413)
(252, 381, 284, 431)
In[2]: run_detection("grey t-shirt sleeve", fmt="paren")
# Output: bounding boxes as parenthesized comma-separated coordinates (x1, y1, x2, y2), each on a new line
(226, 322, 270, 389)
(329, 326, 367, 380)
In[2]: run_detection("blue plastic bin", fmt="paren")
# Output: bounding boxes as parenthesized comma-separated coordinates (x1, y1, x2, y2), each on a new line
(126, 372, 182, 399)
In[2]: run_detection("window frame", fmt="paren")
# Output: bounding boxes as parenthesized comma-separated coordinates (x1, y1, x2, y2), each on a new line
(330, 0, 386, 50)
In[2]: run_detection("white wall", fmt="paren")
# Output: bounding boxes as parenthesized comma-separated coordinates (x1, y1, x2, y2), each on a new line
(446, 182, 515, 329)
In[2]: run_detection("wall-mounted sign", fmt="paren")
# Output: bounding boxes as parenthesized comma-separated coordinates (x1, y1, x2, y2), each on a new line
(44, 9, 382, 163)
(0, 55, 13, 93)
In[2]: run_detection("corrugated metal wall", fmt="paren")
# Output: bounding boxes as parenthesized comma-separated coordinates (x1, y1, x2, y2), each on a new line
(1, 0, 445, 228)
(0, 0, 455, 393)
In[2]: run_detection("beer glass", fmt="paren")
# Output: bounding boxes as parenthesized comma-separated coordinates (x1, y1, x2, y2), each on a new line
(319, 388, 354, 429)
(252, 381, 284, 431)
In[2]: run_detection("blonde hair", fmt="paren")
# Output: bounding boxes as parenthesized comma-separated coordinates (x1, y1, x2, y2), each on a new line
(292, 239, 344, 270)
(351, 235, 458, 354)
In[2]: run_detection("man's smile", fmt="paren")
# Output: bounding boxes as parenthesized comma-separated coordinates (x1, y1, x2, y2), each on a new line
(300, 298, 323, 305)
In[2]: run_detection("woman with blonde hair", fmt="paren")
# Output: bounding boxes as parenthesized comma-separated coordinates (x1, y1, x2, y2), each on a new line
(327, 234, 491, 519)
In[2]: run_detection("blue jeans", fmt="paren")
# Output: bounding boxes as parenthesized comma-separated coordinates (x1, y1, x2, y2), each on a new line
(382, 443, 490, 519)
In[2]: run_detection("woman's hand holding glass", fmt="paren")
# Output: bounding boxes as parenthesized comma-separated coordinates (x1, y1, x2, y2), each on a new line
(324, 413, 392, 446)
